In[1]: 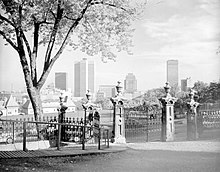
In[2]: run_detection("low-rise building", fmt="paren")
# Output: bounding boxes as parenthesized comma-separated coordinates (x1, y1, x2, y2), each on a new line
(21, 97, 76, 115)
(0, 93, 19, 117)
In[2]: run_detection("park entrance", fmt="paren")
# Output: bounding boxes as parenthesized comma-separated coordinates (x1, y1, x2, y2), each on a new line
(124, 104, 162, 143)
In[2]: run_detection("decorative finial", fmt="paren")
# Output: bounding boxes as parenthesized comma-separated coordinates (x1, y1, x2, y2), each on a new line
(116, 81, 123, 96)
(59, 92, 65, 105)
(164, 82, 171, 97)
(86, 89, 92, 102)
(189, 88, 196, 100)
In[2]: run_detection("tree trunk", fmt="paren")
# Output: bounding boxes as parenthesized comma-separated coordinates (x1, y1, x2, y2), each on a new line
(27, 86, 43, 120)
(26, 86, 43, 139)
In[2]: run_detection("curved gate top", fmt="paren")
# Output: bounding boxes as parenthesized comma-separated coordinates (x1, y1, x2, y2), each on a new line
(124, 104, 162, 143)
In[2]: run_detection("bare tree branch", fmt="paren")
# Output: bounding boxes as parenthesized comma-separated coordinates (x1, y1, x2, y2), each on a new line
(0, 30, 18, 51)
(91, 0, 127, 11)
(38, 0, 93, 88)
(0, 14, 15, 27)
(30, 22, 40, 85)
(44, 0, 64, 72)
(21, 31, 32, 57)
(63, 15, 77, 21)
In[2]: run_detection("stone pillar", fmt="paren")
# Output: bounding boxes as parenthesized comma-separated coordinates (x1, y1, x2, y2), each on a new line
(58, 93, 68, 141)
(82, 90, 98, 149)
(159, 82, 177, 142)
(110, 82, 126, 144)
(186, 89, 200, 140)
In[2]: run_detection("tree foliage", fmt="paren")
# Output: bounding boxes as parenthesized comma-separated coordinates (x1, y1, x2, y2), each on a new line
(193, 81, 220, 103)
(0, 0, 145, 119)
(95, 97, 112, 109)
(141, 87, 164, 105)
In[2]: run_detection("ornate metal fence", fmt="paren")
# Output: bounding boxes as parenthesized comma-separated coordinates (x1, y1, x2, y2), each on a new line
(0, 117, 87, 143)
(124, 105, 162, 143)
(198, 103, 220, 129)
(0, 117, 110, 151)
(199, 109, 220, 129)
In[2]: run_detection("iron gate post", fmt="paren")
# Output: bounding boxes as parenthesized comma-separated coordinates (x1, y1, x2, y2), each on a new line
(58, 92, 68, 142)
(82, 90, 99, 150)
(110, 81, 126, 143)
(159, 82, 177, 142)
(186, 89, 200, 140)
(23, 122, 27, 151)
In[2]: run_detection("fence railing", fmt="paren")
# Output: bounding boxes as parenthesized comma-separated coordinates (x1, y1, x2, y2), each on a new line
(199, 109, 220, 129)
(124, 106, 162, 142)
(0, 119, 110, 151)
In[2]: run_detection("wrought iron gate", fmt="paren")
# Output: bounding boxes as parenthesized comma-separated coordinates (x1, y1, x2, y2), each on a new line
(124, 105, 162, 143)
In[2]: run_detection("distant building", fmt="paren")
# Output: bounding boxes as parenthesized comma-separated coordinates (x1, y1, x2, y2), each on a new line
(55, 72, 67, 91)
(96, 91, 105, 101)
(123, 92, 133, 100)
(74, 58, 95, 97)
(124, 73, 137, 93)
(99, 85, 116, 98)
(181, 77, 192, 92)
(0, 93, 19, 116)
(21, 96, 76, 115)
(167, 60, 178, 87)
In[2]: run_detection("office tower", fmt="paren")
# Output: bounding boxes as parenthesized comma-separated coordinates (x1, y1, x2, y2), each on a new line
(99, 85, 116, 98)
(55, 72, 67, 91)
(74, 58, 95, 97)
(124, 73, 137, 93)
(181, 79, 187, 92)
(167, 60, 178, 87)
(181, 77, 192, 92)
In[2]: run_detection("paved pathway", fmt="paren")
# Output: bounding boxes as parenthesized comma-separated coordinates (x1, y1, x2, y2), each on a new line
(0, 121, 219, 159)
(0, 145, 126, 159)
(127, 139, 220, 153)
(1, 137, 219, 159)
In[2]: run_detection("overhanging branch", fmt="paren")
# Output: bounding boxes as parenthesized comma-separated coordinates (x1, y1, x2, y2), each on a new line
(44, 0, 64, 71)
(21, 31, 32, 58)
(0, 30, 19, 51)
(38, 0, 93, 89)
(90, 1, 127, 12)
(0, 14, 15, 27)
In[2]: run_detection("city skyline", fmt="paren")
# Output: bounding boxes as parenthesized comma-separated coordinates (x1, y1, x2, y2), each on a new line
(0, 0, 219, 92)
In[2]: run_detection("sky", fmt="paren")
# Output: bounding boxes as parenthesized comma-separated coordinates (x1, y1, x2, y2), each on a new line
(0, 0, 220, 92)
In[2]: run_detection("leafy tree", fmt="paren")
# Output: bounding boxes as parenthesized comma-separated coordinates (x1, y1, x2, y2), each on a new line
(170, 84, 180, 97)
(174, 91, 188, 115)
(0, 0, 145, 120)
(204, 82, 220, 103)
(192, 81, 208, 102)
(95, 97, 112, 109)
(142, 87, 164, 105)
(193, 81, 220, 103)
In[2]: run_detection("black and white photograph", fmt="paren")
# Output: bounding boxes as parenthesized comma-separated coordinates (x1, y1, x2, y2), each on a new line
(0, 0, 219, 171)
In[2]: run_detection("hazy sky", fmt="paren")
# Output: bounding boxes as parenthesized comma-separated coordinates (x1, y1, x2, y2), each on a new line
(0, 0, 220, 92)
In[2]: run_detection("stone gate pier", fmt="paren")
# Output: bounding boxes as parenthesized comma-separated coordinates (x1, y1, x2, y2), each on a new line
(186, 89, 200, 140)
(159, 82, 177, 142)
(110, 82, 126, 144)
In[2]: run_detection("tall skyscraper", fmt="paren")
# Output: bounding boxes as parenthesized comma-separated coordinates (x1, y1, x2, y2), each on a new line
(124, 73, 137, 93)
(74, 58, 95, 97)
(55, 72, 67, 91)
(167, 60, 178, 87)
